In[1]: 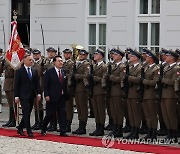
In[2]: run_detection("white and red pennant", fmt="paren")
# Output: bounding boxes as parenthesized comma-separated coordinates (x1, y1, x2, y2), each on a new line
(6, 21, 25, 69)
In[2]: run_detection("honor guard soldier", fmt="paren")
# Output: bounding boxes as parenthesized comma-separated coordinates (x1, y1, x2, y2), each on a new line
(1, 59, 16, 127)
(0, 48, 3, 113)
(124, 49, 142, 140)
(62, 48, 74, 132)
(139, 49, 148, 134)
(88, 49, 107, 136)
(156, 48, 169, 136)
(71, 49, 89, 135)
(104, 49, 114, 131)
(174, 49, 180, 137)
(43, 47, 58, 131)
(141, 49, 160, 141)
(161, 50, 180, 142)
(107, 48, 125, 138)
(31, 49, 44, 130)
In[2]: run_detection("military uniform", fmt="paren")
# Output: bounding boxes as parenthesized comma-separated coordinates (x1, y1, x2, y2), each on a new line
(1, 61, 16, 127)
(107, 49, 125, 137)
(63, 52, 74, 132)
(89, 49, 107, 136)
(71, 50, 89, 135)
(31, 49, 44, 130)
(124, 49, 142, 140)
(156, 49, 168, 136)
(161, 50, 180, 141)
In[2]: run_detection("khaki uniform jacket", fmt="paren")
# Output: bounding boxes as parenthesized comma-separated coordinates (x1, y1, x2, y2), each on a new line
(93, 62, 107, 95)
(143, 64, 159, 99)
(174, 63, 180, 92)
(3, 62, 15, 91)
(109, 62, 125, 97)
(33, 58, 44, 91)
(128, 63, 141, 99)
(162, 63, 180, 98)
(75, 60, 89, 93)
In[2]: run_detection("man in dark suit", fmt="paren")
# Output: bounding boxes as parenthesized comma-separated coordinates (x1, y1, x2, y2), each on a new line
(14, 54, 41, 137)
(41, 55, 68, 137)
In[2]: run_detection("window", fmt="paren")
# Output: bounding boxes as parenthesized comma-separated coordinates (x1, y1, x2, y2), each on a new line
(139, 23, 160, 52)
(139, 0, 160, 15)
(89, 0, 107, 16)
(88, 24, 106, 54)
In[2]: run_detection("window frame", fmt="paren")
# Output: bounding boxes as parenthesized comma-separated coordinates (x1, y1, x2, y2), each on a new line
(138, 0, 160, 17)
(88, 0, 107, 17)
(138, 22, 160, 52)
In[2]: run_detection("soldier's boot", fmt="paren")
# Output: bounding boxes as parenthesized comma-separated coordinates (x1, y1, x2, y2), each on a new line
(150, 129, 157, 142)
(172, 130, 178, 143)
(89, 123, 100, 136)
(139, 121, 148, 134)
(157, 122, 167, 136)
(114, 125, 123, 138)
(7, 107, 16, 127)
(176, 124, 180, 137)
(142, 128, 152, 141)
(123, 126, 135, 139)
(2, 107, 14, 127)
(95, 124, 104, 136)
(164, 129, 172, 141)
(74, 121, 86, 135)
(66, 121, 72, 133)
(130, 127, 139, 140)
(32, 110, 39, 130)
(105, 118, 113, 131)
(108, 124, 118, 136)
(123, 119, 131, 133)
(72, 121, 86, 135)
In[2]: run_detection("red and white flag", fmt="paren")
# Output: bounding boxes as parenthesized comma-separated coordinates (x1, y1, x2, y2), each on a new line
(6, 21, 25, 69)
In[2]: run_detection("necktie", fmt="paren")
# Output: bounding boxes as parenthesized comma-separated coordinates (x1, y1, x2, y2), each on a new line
(27, 67, 32, 80)
(58, 70, 63, 83)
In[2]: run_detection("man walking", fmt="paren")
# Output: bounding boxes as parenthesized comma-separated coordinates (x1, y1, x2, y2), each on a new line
(14, 54, 41, 137)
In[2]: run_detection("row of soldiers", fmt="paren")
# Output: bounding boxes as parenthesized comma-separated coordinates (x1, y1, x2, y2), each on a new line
(0, 46, 179, 143)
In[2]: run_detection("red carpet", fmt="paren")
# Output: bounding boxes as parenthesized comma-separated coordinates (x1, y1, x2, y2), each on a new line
(0, 128, 180, 154)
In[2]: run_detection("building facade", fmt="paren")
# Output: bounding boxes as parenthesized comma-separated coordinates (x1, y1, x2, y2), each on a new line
(0, 0, 180, 60)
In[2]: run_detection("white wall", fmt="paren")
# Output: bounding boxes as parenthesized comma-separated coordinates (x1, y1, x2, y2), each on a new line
(160, 0, 180, 50)
(30, 0, 86, 55)
(0, 0, 11, 52)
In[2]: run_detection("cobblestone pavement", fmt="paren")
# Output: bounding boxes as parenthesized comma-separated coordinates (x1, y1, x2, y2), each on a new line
(0, 136, 147, 154)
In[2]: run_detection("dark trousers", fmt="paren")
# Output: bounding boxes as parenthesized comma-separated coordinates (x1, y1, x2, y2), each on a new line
(42, 97, 67, 133)
(18, 98, 34, 133)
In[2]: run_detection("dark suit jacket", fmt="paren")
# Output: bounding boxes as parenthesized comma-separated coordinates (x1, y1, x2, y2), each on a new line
(44, 67, 68, 102)
(14, 66, 41, 100)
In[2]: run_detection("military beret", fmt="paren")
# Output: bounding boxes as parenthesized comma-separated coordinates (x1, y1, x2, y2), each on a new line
(32, 49, 41, 54)
(166, 49, 179, 58)
(112, 48, 125, 57)
(0, 48, 3, 52)
(46, 47, 57, 52)
(63, 48, 72, 53)
(94, 48, 105, 57)
(129, 48, 142, 59)
(145, 49, 159, 63)
(79, 49, 88, 55)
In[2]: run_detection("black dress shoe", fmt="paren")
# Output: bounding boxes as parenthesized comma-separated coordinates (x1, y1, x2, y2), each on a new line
(60, 132, 68, 137)
(28, 132, 34, 138)
(17, 130, 26, 136)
